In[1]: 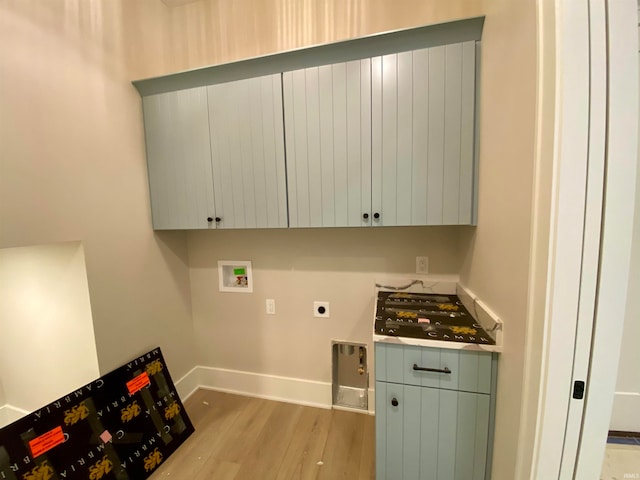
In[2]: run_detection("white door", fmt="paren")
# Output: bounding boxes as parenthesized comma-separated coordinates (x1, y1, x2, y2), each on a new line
(609, 47, 640, 434)
(572, 0, 638, 474)
(530, 1, 638, 478)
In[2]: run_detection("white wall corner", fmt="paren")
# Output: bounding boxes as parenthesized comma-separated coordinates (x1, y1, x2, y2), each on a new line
(610, 392, 640, 432)
(174, 366, 202, 402)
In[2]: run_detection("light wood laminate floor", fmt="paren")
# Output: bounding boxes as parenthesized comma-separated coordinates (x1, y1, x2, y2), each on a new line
(150, 389, 375, 480)
(600, 443, 640, 480)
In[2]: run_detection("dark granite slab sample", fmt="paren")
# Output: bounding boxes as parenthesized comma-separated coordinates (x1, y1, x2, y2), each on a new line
(0, 347, 194, 480)
(375, 291, 495, 345)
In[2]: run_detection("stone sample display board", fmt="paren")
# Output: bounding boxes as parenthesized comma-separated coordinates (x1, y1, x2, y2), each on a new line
(0, 347, 194, 479)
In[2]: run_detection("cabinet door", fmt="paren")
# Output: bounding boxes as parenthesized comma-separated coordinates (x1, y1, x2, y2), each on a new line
(376, 381, 490, 480)
(371, 42, 476, 226)
(143, 87, 215, 230)
(283, 60, 372, 227)
(207, 74, 288, 228)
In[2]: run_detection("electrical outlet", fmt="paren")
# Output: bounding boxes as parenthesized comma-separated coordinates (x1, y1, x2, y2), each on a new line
(266, 299, 276, 315)
(313, 301, 330, 318)
(416, 256, 429, 274)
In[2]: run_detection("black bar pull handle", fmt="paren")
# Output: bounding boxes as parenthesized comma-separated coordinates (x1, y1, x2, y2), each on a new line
(413, 363, 451, 374)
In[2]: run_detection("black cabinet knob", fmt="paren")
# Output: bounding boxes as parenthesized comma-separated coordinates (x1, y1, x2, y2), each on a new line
(373, 212, 380, 219)
(363, 213, 369, 220)
(391, 398, 398, 407)
(207, 217, 214, 222)
(215, 217, 221, 223)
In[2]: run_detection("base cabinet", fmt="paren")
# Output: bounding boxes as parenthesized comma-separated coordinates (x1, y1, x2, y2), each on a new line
(375, 343, 497, 480)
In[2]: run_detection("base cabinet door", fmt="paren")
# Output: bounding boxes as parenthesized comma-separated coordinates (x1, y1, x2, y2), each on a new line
(376, 381, 490, 480)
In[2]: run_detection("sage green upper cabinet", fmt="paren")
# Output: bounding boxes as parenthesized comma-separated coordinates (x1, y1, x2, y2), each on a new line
(207, 74, 288, 229)
(136, 19, 485, 230)
(283, 60, 372, 228)
(142, 74, 288, 230)
(283, 41, 477, 228)
(372, 41, 477, 226)
(143, 87, 216, 230)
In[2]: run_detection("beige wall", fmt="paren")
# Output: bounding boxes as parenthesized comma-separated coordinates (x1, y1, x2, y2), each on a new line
(0, 242, 99, 413)
(0, 1, 196, 378)
(122, 1, 538, 479)
(458, 1, 538, 479)
(515, 0, 555, 476)
(188, 227, 464, 379)
(122, 0, 483, 80)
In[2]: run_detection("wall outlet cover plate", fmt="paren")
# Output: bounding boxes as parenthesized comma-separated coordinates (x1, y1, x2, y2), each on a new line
(314, 301, 330, 318)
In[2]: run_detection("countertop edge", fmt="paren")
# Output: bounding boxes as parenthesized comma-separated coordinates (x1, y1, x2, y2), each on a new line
(373, 333, 503, 353)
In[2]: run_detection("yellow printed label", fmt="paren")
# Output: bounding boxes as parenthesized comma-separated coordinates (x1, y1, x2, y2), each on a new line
(63, 402, 89, 426)
(121, 400, 141, 423)
(450, 326, 477, 335)
(144, 448, 164, 472)
(146, 359, 164, 376)
(437, 303, 459, 311)
(22, 461, 54, 480)
(89, 456, 113, 480)
(164, 402, 181, 420)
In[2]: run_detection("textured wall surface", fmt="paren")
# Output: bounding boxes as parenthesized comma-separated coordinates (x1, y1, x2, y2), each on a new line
(0, 0, 196, 378)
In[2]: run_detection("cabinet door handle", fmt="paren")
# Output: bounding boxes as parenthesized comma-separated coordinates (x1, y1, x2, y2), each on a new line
(363, 213, 369, 220)
(373, 212, 380, 219)
(391, 398, 399, 407)
(215, 217, 221, 223)
(207, 217, 214, 222)
(413, 363, 451, 374)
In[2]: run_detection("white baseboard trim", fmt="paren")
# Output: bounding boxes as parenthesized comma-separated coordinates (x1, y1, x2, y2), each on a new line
(333, 404, 375, 416)
(610, 391, 640, 432)
(174, 366, 378, 413)
(174, 366, 201, 402)
(198, 366, 332, 409)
